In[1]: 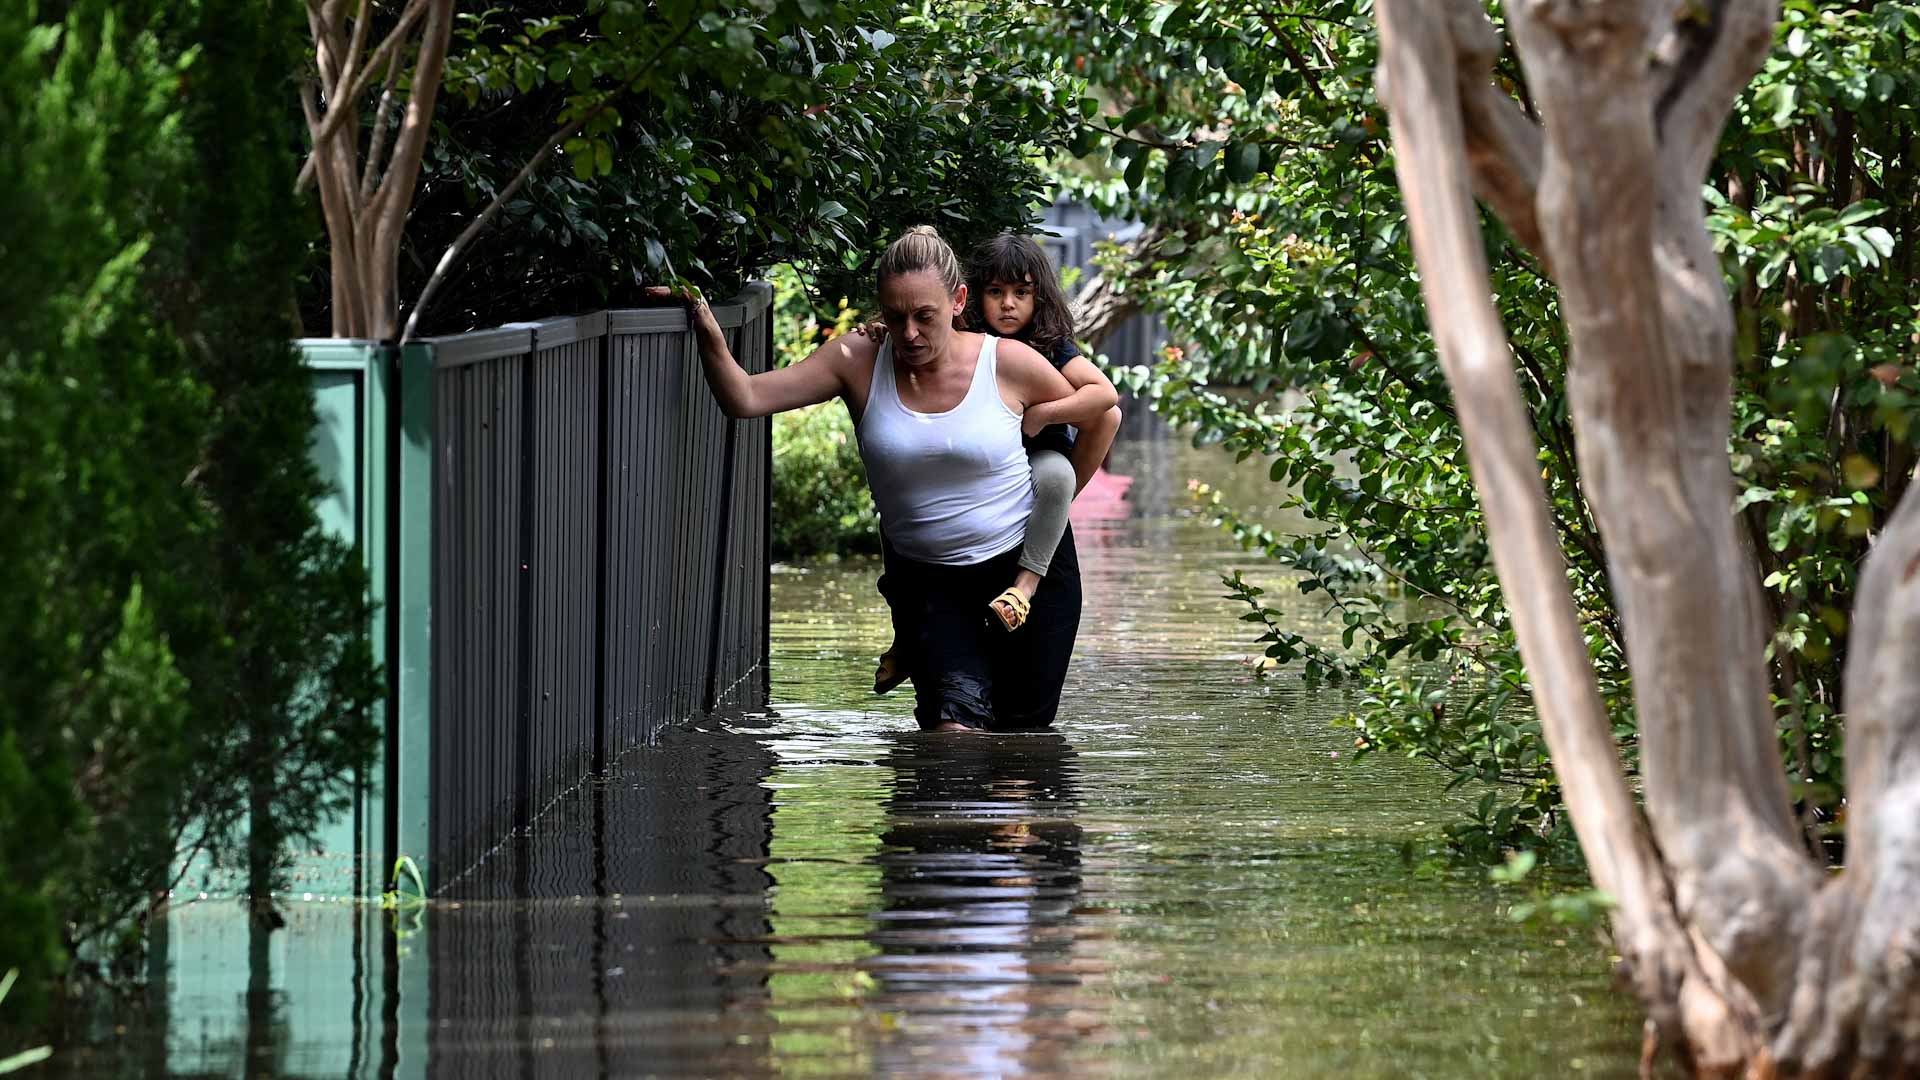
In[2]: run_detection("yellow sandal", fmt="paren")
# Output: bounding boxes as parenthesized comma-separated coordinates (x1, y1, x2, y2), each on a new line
(988, 588, 1032, 632)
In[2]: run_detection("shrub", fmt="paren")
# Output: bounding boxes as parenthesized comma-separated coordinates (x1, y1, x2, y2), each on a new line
(773, 404, 881, 560)
(768, 265, 880, 559)
(0, 0, 378, 1022)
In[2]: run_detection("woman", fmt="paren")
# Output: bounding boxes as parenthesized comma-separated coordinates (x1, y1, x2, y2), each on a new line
(668, 226, 1114, 731)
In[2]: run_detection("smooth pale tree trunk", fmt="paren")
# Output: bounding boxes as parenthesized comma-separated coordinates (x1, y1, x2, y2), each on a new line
(300, 2, 696, 343)
(300, 0, 454, 340)
(1374, 1, 1920, 1075)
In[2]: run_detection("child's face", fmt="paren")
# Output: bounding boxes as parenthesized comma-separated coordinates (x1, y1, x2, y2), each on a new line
(982, 279, 1037, 336)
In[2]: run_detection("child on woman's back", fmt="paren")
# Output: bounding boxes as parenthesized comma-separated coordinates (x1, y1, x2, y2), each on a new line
(874, 233, 1122, 693)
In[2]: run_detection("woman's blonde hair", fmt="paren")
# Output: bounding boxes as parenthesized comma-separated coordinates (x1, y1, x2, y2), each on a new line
(875, 225, 964, 294)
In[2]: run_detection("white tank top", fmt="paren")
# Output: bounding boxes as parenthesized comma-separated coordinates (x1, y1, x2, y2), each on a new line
(856, 335, 1034, 565)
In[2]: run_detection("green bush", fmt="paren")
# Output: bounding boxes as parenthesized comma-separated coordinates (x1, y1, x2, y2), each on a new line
(1039, 1, 1920, 860)
(768, 266, 880, 559)
(0, 0, 378, 1022)
(773, 404, 881, 560)
(383, 1, 1073, 334)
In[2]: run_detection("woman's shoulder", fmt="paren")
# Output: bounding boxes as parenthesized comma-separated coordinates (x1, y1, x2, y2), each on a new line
(819, 325, 883, 367)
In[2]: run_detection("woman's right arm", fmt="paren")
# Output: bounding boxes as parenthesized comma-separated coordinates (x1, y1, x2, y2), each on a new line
(667, 289, 867, 418)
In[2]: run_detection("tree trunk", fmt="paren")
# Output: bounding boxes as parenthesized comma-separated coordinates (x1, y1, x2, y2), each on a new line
(301, 0, 453, 339)
(1072, 223, 1167, 351)
(1374, 1, 1920, 1074)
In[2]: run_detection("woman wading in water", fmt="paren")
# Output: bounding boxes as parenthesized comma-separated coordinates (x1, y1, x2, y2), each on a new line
(663, 226, 1112, 731)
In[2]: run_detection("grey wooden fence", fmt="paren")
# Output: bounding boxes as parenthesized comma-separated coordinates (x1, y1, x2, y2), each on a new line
(424, 285, 773, 886)
(299, 283, 773, 894)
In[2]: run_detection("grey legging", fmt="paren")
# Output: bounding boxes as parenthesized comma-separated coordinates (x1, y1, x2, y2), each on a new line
(1017, 448, 1076, 577)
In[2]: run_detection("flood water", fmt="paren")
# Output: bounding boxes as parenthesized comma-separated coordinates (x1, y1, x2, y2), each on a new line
(60, 435, 1651, 1078)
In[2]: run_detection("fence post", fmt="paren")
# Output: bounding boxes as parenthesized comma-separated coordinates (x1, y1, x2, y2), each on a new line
(513, 339, 536, 836)
(703, 385, 740, 714)
(592, 321, 612, 772)
(394, 342, 435, 887)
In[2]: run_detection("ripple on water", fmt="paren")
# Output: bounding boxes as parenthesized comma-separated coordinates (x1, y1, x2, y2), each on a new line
(60, 439, 1655, 1080)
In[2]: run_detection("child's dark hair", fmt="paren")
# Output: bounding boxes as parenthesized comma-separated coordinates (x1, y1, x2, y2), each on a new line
(966, 233, 1076, 359)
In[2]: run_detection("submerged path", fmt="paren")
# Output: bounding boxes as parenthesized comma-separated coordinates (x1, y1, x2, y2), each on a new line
(67, 437, 1647, 1078)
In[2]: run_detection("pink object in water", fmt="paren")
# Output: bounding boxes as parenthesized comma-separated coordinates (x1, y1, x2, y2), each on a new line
(1070, 466, 1134, 523)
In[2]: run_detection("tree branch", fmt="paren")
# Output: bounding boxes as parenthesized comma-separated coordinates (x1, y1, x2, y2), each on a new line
(330, 0, 376, 125)
(400, 16, 698, 342)
(1070, 223, 1165, 352)
(358, 43, 406, 201)
(1259, 15, 1327, 103)
(1428, 2, 1550, 265)
(365, 0, 453, 309)
(302, 76, 368, 335)
(1653, 0, 1779, 182)
(295, 0, 434, 195)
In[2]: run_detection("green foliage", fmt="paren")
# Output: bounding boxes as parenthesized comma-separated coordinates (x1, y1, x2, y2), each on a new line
(0, 0, 378, 1021)
(768, 267, 880, 559)
(773, 403, 881, 559)
(375, 0, 1074, 333)
(381, 855, 428, 911)
(1027, 1, 1920, 860)
(0, 971, 51, 1075)
(1487, 850, 1615, 928)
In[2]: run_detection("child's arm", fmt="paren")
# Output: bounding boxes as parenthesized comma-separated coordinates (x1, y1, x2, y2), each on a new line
(1068, 405, 1122, 493)
(1020, 354, 1119, 437)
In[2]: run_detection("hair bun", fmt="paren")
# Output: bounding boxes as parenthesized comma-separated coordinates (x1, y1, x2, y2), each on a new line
(877, 225, 964, 292)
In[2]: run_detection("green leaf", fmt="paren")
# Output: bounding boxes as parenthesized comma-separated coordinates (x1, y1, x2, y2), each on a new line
(0, 1047, 53, 1075)
(1225, 141, 1261, 184)
(1164, 152, 1199, 199)
(1836, 201, 1885, 226)
(1147, 1, 1184, 36)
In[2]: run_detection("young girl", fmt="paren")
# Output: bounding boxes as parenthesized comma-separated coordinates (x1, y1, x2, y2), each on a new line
(875, 233, 1122, 693)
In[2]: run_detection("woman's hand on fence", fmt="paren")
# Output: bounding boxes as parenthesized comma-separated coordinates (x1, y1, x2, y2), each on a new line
(642, 285, 723, 344)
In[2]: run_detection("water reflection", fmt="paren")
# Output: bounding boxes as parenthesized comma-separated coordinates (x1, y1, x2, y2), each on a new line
(427, 721, 778, 1079)
(868, 733, 1101, 1077)
(59, 436, 1654, 1080)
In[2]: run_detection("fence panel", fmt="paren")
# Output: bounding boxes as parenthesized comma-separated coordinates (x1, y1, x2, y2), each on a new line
(524, 314, 603, 819)
(427, 327, 532, 882)
(295, 285, 773, 896)
(417, 287, 771, 891)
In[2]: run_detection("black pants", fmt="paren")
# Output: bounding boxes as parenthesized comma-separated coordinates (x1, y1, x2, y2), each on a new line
(878, 528, 1082, 731)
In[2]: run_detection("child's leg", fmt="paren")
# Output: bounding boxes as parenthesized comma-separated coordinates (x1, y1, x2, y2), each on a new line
(1017, 449, 1076, 579)
(991, 449, 1075, 632)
